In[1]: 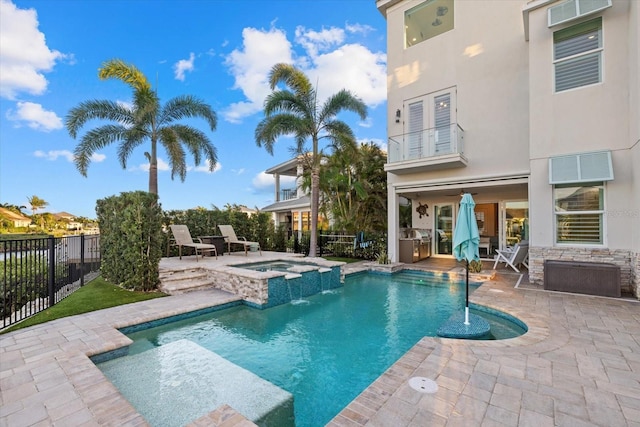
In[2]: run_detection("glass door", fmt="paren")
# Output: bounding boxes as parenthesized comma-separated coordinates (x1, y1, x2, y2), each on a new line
(499, 201, 529, 250)
(434, 204, 453, 255)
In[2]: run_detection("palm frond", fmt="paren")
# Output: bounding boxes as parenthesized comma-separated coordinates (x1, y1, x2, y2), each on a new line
(116, 130, 146, 169)
(159, 128, 187, 181)
(160, 95, 217, 131)
(263, 91, 308, 116)
(268, 63, 313, 95)
(255, 114, 304, 154)
(73, 124, 128, 176)
(98, 59, 151, 91)
(319, 89, 367, 123)
(66, 100, 133, 138)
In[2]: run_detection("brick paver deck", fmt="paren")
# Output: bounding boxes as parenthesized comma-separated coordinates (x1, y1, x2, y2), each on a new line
(1, 253, 638, 426)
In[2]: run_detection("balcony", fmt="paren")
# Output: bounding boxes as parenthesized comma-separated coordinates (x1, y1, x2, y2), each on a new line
(280, 188, 298, 201)
(385, 124, 467, 175)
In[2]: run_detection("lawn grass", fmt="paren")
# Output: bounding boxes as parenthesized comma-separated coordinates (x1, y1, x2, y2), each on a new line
(2, 277, 166, 334)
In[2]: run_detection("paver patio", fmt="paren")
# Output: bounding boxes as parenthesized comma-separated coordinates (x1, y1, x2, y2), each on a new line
(1, 253, 638, 426)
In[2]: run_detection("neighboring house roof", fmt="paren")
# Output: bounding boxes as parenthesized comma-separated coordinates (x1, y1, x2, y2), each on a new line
(0, 207, 31, 226)
(262, 196, 311, 213)
(265, 157, 299, 176)
(53, 212, 76, 220)
(0, 207, 30, 222)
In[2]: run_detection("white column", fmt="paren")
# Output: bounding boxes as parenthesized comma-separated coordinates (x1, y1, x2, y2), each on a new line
(388, 185, 399, 262)
(274, 173, 280, 201)
(296, 163, 304, 198)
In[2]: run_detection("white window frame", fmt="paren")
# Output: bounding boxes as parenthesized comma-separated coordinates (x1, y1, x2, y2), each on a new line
(553, 182, 606, 246)
(553, 17, 603, 93)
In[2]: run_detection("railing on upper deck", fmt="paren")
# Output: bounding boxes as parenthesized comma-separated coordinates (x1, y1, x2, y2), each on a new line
(1, 234, 101, 329)
(387, 123, 465, 164)
(280, 188, 298, 201)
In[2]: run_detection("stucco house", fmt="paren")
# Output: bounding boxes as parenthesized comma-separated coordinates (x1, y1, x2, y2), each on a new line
(0, 207, 31, 228)
(376, 0, 638, 297)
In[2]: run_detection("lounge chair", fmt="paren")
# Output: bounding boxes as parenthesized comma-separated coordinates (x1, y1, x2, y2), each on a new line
(492, 241, 529, 272)
(218, 225, 262, 256)
(170, 225, 217, 261)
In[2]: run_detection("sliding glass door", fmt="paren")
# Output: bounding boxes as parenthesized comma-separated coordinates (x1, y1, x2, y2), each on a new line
(434, 204, 453, 255)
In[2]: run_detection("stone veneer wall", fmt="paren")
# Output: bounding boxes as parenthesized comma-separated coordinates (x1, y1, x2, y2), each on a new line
(206, 269, 270, 306)
(529, 247, 638, 299)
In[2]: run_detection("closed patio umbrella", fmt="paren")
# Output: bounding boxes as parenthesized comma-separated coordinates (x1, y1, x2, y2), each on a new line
(453, 193, 480, 325)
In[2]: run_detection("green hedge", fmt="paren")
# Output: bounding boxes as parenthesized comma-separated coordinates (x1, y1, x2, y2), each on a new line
(96, 191, 163, 291)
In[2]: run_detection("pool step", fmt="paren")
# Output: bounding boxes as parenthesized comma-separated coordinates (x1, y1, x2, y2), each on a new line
(158, 268, 214, 295)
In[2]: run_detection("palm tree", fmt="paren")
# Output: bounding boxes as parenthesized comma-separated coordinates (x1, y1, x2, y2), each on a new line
(27, 195, 48, 229)
(66, 59, 218, 195)
(255, 63, 367, 256)
(314, 142, 387, 233)
(26, 195, 48, 216)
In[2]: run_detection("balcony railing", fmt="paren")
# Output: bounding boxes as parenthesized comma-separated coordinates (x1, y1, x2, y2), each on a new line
(280, 188, 297, 201)
(387, 123, 465, 164)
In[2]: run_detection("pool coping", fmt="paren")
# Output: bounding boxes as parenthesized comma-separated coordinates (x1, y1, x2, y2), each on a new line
(1, 255, 639, 426)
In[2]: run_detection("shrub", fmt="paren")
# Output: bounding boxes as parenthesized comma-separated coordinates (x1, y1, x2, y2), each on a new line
(96, 191, 163, 291)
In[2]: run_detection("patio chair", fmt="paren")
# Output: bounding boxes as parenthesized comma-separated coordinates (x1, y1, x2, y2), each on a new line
(170, 225, 217, 261)
(492, 241, 529, 272)
(218, 225, 262, 256)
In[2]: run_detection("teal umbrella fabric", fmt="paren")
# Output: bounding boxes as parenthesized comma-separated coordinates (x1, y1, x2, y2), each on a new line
(453, 193, 480, 325)
(453, 193, 480, 263)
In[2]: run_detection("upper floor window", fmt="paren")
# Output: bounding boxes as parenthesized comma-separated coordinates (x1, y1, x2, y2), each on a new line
(553, 17, 602, 92)
(405, 0, 454, 48)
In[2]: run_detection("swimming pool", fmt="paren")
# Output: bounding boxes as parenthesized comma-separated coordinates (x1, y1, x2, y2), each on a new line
(97, 270, 526, 427)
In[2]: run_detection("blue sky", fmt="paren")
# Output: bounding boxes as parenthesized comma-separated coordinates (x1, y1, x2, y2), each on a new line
(0, 0, 387, 218)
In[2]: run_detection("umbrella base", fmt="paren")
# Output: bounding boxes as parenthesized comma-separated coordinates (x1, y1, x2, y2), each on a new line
(436, 312, 491, 339)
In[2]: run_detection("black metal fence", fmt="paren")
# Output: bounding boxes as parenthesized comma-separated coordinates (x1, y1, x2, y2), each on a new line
(1, 234, 101, 329)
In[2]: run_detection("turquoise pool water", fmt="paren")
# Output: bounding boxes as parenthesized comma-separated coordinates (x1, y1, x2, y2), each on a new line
(98, 270, 526, 427)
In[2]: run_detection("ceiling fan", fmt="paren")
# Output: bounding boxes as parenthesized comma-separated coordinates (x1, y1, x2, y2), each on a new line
(446, 188, 478, 197)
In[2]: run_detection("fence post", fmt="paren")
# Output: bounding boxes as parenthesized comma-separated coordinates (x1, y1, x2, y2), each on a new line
(80, 234, 85, 287)
(48, 235, 55, 308)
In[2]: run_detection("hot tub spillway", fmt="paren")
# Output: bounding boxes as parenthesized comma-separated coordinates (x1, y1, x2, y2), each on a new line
(276, 265, 339, 305)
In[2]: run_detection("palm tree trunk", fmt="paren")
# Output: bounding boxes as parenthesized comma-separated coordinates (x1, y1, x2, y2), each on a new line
(310, 167, 320, 257)
(149, 139, 158, 194)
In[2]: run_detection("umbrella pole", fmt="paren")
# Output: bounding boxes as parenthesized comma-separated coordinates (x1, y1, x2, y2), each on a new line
(465, 259, 470, 325)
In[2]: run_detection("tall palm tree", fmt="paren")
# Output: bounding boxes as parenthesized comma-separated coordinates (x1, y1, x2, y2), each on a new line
(66, 59, 218, 195)
(27, 195, 48, 229)
(255, 63, 367, 256)
(26, 195, 48, 216)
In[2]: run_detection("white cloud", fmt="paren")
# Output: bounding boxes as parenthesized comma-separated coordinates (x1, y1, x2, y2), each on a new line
(223, 27, 293, 123)
(346, 23, 375, 35)
(139, 157, 170, 172)
(174, 52, 195, 81)
(252, 171, 296, 190)
(306, 43, 387, 106)
(232, 168, 245, 175)
(191, 159, 222, 173)
(0, 0, 65, 99)
(294, 26, 344, 57)
(359, 117, 373, 128)
(6, 101, 63, 131)
(222, 24, 386, 123)
(34, 149, 74, 162)
(33, 150, 106, 162)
